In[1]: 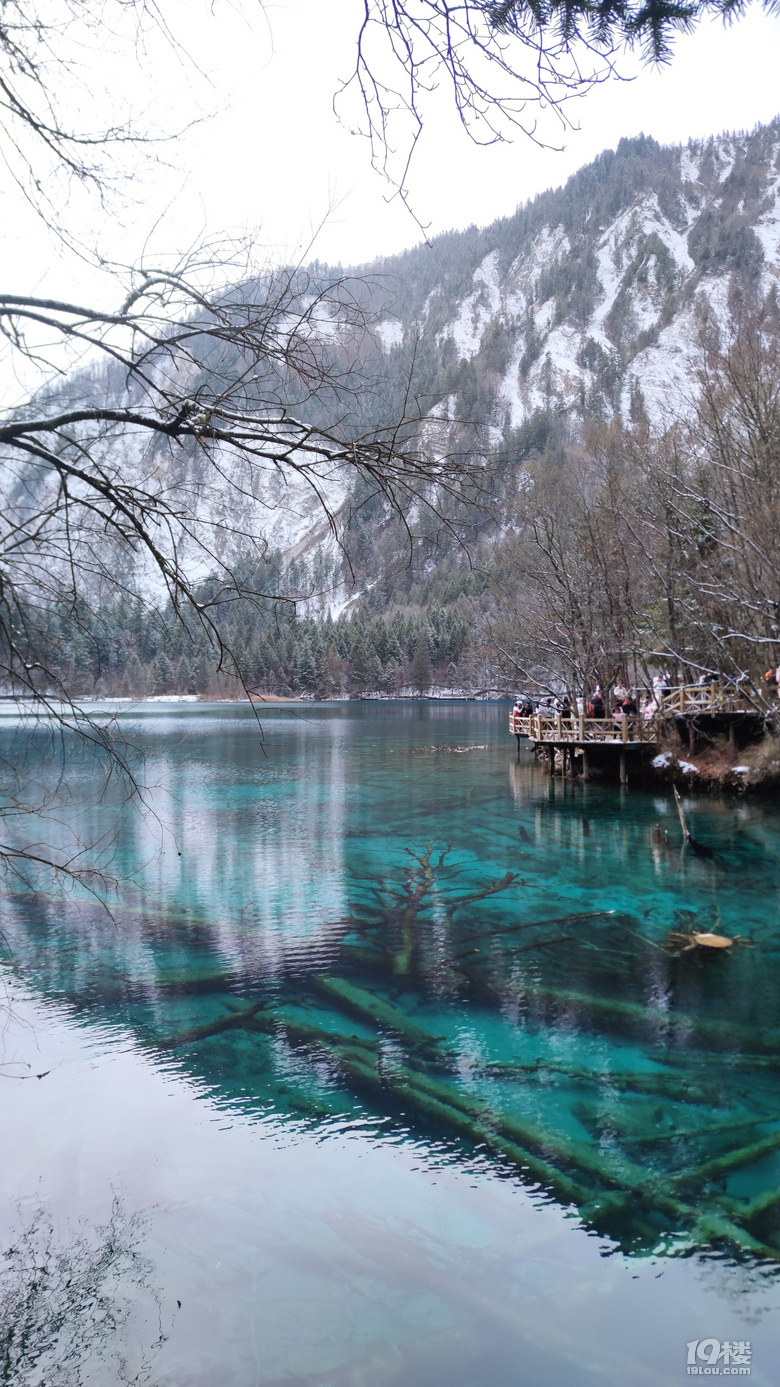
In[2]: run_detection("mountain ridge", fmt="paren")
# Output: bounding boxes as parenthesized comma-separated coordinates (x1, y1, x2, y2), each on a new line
(354, 120, 780, 438)
(9, 119, 780, 699)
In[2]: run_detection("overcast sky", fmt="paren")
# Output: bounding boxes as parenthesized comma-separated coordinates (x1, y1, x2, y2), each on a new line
(6, 0, 780, 293)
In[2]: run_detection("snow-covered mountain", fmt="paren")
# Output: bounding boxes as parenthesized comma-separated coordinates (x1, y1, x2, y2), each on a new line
(256, 120, 779, 607)
(363, 121, 780, 434)
(16, 121, 780, 621)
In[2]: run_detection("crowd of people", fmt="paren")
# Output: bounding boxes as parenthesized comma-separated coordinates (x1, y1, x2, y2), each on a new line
(513, 668, 780, 726)
(512, 676, 670, 726)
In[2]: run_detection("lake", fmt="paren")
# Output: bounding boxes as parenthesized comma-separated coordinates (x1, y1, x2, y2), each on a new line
(2, 700, 780, 1385)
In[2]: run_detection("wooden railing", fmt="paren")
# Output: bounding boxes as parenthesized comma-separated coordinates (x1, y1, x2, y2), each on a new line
(509, 682, 768, 745)
(510, 710, 654, 744)
(655, 682, 757, 717)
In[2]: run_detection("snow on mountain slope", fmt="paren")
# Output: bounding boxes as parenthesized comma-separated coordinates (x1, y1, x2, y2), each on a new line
(15, 123, 780, 615)
(370, 122, 780, 432)
(154, 122, 780, 600)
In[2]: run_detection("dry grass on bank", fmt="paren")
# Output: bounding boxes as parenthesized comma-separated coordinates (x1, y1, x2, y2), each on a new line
(653, 728, 780, 792)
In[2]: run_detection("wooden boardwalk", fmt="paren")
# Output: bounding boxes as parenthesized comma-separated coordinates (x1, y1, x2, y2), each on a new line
(510, 682, 767, 782)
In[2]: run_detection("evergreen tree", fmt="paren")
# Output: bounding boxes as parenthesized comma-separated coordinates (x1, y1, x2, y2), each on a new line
(151, 652, 174, 694)
(297, 641, 317, 692)
(386, 628, 402, 665)
(123, 653, 143, 696)
(177, 657, 194, 694)
(350, 635, 370, 695)
(411, 635, 431, 696)
(381, 661, 400, 695)
(365, 647, 382, 693)
(193, 653, 212, 693)
(316, 652, 333, 699)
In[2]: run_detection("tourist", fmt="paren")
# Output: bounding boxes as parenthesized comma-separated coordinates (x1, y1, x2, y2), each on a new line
(622, 690, 638, 723)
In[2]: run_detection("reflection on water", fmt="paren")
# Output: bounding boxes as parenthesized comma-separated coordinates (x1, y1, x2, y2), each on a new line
(3, 702, 780, 1383)
(0, 1197, 169, 1386)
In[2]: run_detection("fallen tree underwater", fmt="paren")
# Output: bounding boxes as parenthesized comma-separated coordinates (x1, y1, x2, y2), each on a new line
(141, 846, 780, 1262)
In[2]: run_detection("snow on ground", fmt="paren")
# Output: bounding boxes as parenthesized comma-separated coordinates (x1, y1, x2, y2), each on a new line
(679, 148, 701, 185)
(505, 226, 571, 316)
(591, 218, 629, 330)
(443, 250, 503, 360)
(716, 139, 738, 183)
(240, 458, 349, 558)
(630, 306, 699, 425)
(375, 319, 404, 351)
(754, 172, 780, 269)
(144, 694, 200, 703)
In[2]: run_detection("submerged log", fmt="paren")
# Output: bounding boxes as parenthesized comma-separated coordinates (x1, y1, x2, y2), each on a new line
(621, 1116, 769, 1147)
(334, 1049, 591, 1208)
(505, 981, 780, 1054)
(306, 975, 443, 1055)
(481, 1059, 722, 1105)
(720, 1184, 780, 1227)
(156, 999, 268, 1049)
(333, 1045, 778, 1255)
(155, 989, 780, 1259)
(674, 1131, 780, 1189)
(452, 910, 618, 952)
(689, 1211, 778, 1259)
(649, 1050, 780, 1072)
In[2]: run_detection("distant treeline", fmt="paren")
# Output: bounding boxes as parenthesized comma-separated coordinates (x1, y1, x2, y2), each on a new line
(28, 592, 477, 699)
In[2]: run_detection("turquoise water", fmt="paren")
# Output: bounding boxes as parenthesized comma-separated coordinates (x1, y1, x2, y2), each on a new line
(2, 701, 780, 1385)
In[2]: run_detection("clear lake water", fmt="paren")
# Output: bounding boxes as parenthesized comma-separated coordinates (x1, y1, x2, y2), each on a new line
(2, 700, 780, 1385)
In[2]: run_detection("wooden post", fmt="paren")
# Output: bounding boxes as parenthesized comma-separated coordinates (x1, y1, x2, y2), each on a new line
(546, 745, 555, 777)
(619, 749, 628, 785)
(621, 713, 628, 744)
(582, 747, 590, 782)
(673, 784, 690, 841)
(578, 711, 585, 741)
(729, 720, 736, 753)
(688, 721, 695, 756)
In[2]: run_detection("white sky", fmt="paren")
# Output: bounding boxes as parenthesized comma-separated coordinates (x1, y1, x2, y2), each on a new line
(4, 0, 780, 294)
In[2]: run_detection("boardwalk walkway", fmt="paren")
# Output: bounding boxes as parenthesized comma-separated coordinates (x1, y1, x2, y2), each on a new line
(510, 683, 768, 782)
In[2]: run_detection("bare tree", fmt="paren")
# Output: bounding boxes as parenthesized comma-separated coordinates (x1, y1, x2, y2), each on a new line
(338, 0, 779, 211)
(0, 243, 493, 879)
(0, 0, 498, 886)
(488, 298, 780, 709)
(491, 433, 649, 696)
(637, 299, 780, 687)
